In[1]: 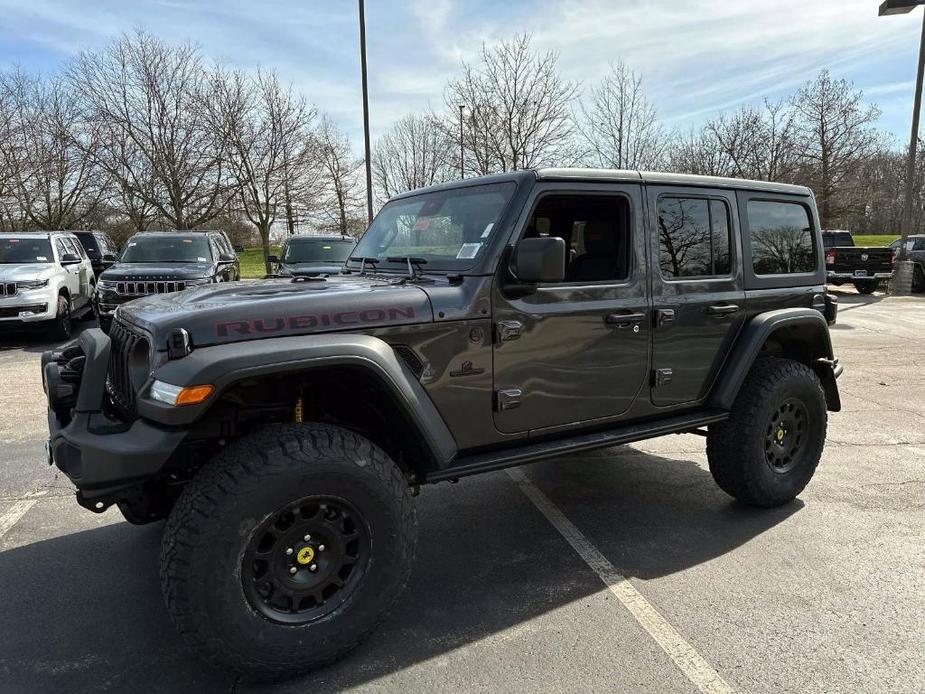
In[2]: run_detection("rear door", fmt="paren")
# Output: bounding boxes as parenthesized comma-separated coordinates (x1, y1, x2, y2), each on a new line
(648, 186, 746, 407)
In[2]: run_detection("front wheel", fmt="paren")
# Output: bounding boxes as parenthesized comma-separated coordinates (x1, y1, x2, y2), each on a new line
(48, 295, 72, 341)
(159, 424, 416, 678)
(707, 357, 827, 507)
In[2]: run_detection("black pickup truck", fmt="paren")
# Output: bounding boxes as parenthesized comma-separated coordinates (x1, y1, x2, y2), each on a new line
(822, 231, 894, 294)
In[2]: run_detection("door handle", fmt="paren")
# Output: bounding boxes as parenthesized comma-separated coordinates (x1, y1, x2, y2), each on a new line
(605, 312, 646, 327)
(706, 304, 739, 316)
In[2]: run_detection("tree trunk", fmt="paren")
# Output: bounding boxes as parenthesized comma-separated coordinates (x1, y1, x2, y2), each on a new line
(260, 223, 272, 275)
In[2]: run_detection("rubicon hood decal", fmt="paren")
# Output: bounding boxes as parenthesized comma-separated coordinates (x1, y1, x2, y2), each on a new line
(120, 275, 433, 347)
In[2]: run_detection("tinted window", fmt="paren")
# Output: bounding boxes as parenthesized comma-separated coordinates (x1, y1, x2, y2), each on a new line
(121, 236, 212, 263)
(913, 238, 925, 251)
(284, 239, 356, 264)
(821, 231, 852, 248)
(76, 233, 100, 256)
(657, 197, 732, 278)
(748, 201, 816, 275)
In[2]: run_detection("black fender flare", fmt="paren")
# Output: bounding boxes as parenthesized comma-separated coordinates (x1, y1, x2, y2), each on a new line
(710, 308, 841, 412)
(140, 334, 458, 469)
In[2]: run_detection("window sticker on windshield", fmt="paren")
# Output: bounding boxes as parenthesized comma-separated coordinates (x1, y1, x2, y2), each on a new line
(481, 223, 494, 239)
(183, 239, 192, 243)
(129, 242, 137, 247)
(323, 245, 332, 250)
(414, 218, 431, 231)
(36, 256, 47, 261)
(197, 257, 208, 262)
(456, 243, 481, 260)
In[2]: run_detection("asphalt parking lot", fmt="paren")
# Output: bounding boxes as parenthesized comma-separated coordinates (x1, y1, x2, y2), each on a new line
(1, 290, 923, 694)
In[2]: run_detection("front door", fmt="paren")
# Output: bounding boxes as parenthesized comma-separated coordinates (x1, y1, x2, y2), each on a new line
(492, 184, 650, 434)
(647, 186, 746, 406)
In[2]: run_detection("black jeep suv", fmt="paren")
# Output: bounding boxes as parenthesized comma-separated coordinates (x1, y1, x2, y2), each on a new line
(72, 230, 119, 278)
(42, 169, 842, 678)
(270, 234, 356, 277)
(94, 230, 239, 331)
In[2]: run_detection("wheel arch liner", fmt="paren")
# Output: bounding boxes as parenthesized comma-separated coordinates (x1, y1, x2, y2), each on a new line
(142, 334, 458, 468)
(710, 308, 841, 411)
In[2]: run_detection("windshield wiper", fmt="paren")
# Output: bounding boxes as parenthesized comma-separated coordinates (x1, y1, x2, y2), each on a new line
(386, 256, 428, 279)
(349, 255, 380, 276)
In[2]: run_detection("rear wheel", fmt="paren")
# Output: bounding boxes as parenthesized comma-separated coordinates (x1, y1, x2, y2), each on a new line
(855, 280, 878, 295)
(160, 423, 416, 678)
(913, 265, 924, 293)
(707, 357, 827, 507)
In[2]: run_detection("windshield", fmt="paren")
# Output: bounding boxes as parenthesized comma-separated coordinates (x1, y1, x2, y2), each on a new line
(351, 182, 517, 270)
(284, 239, 355, 264)
(120, 236, 212, 263)
(0, 238, 53, 264)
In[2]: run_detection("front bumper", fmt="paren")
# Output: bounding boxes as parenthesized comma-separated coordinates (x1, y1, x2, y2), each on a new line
(43, 329, 186, 499)
(827, 271, 893, 281)
(0, 286, 56, 323)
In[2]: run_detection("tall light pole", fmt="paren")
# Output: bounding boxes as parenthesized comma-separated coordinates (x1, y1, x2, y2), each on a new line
(458, 104, 465, 178)
(358, 0, 374, 225)
(879, 0, 925, 294)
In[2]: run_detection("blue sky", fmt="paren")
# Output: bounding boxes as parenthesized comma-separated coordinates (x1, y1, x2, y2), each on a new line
(0, 0, 920, 151)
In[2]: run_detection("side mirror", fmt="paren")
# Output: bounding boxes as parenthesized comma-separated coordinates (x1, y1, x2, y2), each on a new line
(512, 237, 566, 284)
(102, 253, 117, 262)
(218, 252, 235, 262)
(267, 255, 280, 264)
(61, 253, 81, 265)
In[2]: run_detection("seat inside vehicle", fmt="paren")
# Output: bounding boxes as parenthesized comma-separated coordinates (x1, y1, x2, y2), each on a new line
(527, 195, 631, 282)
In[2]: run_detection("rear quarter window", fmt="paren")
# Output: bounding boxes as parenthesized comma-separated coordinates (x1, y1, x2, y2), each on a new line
(747, 201, 817, 275)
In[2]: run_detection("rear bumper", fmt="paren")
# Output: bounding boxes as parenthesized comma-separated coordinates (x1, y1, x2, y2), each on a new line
(44, 329, 186, 498)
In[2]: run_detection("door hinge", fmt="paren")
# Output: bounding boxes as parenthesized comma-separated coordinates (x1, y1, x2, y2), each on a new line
(495, 320, 523, 343)
(652, 368, 673, 387)
(655, 308, 676, 328)
(495, 388, 523, 411)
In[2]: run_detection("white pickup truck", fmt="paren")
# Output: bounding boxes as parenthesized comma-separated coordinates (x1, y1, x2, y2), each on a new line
(0, 231, 95, 340)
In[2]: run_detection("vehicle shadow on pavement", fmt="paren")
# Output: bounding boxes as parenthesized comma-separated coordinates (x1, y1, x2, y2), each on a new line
(0, 323, 95, 354)
(0, 449, 800, 693)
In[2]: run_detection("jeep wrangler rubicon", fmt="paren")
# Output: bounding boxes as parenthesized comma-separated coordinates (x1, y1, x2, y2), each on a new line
(42, 169, 842, 677)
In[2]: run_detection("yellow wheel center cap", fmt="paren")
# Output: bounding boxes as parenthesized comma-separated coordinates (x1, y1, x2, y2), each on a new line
(296, 546, 315, 565)
(776, 428, 785, 443)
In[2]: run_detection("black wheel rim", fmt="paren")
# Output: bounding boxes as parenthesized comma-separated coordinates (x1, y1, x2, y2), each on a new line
(764, 397, 807, 473)
(242, 496, 371, 625)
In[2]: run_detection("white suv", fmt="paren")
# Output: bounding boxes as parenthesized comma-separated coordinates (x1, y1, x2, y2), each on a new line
(0, 231, 95, 340)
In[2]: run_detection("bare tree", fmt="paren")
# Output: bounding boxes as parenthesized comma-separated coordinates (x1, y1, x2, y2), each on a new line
(790, 70, 882, 227)
(209, 69, 316, 272)
(703, 100, 798, 182)
(578, 61, 667, 170)
(0, 70, 104, 230)
(445, 34, 578, 175)
(373, 113, 453, 201)
(312, 117, 365, 237)
(69, 30, 229, 230)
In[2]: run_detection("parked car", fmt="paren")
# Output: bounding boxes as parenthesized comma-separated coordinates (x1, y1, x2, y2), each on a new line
(0, 231, 94, 339)
(822, 230, 894, 294)
(270, 234, 357, 277)
(72, 230, 119, 278)
(94, 230, 240, 332)
(44, 169, 842, 677)
(889, 234, 925, 292)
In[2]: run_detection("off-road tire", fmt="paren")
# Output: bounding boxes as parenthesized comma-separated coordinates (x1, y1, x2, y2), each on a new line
(159, 423, 416, 678)
(913, 265, 924, 293)
(48, 295, 72, 341)
(855, 280, 878, 295)
(707, 357, 826, 507)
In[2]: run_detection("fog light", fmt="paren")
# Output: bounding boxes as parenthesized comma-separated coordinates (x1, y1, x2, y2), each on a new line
(149, 380, 214, 406)
(18, 310, 35, 317)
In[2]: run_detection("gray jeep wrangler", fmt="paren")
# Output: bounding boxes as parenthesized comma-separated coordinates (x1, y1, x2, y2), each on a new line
(42, 169, 842, 677)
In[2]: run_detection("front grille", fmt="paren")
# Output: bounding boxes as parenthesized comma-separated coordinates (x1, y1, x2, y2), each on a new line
(2, 282, 16, 297)
(117, 280, 186, 296)
(107, 319, 149, 417)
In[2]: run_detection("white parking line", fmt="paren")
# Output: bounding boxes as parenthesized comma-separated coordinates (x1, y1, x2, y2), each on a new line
(507, 468, 734, 694)
(0, 490, 47, 541)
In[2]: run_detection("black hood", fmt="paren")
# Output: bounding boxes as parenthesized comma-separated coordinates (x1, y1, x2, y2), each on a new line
(119, 275, 433, 349)
(101, 262, 213, 282)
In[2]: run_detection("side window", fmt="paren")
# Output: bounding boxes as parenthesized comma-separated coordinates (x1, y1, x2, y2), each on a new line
(54, 238, 69, 261)
(657, 197, 732, 279)
(747, 201, 816, 275)
(66, 238, 86, 258)
(523, 195, 631, 283)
